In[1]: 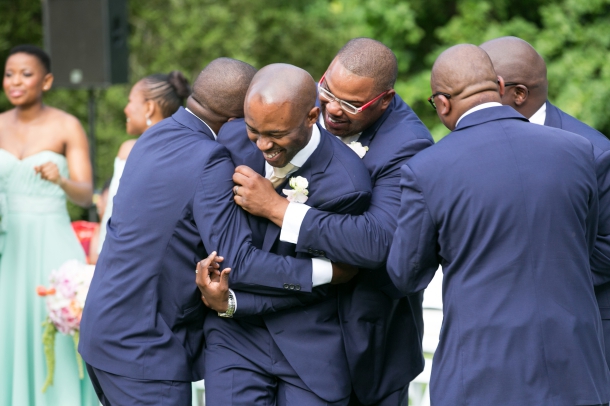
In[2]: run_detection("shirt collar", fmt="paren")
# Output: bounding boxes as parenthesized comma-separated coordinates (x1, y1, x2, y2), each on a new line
(264, 124, 321, 176)
(528, 103, 547, 126)
(455, 102, 503, 128)
(185, 108, 217, 139)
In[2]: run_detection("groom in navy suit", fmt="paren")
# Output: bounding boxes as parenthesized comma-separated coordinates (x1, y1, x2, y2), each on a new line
(480, 36, 610, 370)
(212, 38, 434, 406)
(202, 64, 372, 405)
(386, 44, 610, 405)
(79, 59, 331, 405)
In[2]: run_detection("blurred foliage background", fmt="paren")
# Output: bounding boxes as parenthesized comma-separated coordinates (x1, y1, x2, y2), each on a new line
(2, 0, 610, 219)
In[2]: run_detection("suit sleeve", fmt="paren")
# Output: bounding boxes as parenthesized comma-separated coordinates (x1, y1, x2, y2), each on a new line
(294, 138, 432, 269)
(192, 145, 314, 293)
(386, 164, 439, 295)
(592, 148, 610, 284)
(231, 286, 333, 318)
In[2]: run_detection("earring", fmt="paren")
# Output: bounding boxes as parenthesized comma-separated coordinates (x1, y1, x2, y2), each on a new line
(146, 117, 152, 126)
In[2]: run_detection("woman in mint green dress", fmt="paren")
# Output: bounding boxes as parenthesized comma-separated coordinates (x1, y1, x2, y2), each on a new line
(0, 45, 98, 406)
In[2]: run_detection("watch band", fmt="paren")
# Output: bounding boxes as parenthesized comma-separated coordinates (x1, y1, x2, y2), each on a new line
(218, 289, 236, 318)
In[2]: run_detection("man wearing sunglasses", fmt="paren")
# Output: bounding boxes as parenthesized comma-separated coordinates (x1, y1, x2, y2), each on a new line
(480, 36, 610, 372)
(223, 38, 434, 405)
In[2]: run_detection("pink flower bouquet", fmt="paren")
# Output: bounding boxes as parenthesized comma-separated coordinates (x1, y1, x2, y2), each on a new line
(36, 260, 94, 392)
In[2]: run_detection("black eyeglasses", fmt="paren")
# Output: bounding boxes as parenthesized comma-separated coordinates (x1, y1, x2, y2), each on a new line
(427, 92, 452, 110)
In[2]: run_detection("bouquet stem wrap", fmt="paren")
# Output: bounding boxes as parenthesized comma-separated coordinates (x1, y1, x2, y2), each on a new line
(41, 319, 57, 393)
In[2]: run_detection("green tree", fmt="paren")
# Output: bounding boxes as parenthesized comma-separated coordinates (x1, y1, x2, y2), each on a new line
(2, 0, 609, 219)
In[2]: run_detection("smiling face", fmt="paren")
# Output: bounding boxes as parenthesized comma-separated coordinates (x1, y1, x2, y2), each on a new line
(319, 60, 394, 138)
(123, 81, 150, 135)
(245, 97, 318, 168)
(3, 52, 52, 108)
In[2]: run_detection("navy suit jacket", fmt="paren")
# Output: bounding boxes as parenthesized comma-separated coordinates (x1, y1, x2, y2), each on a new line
(79, 108, 314, 381)
(544, 101, 610, 369)
(387, 106, 610, 405)
(221, 96, 434, 403)
(212, 120, 372, 402)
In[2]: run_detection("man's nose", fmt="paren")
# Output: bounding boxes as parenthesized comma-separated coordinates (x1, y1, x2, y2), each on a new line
(256, 136, 273, 151)
(325, 100, 345, 117)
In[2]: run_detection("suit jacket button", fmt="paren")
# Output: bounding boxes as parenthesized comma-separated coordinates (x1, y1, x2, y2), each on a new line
(308, 248, 314, 254)
(283, 283, 290, 289)
(319, 251, 325, 256)
(295, 285, 301, 291)
(289, 284, 295, 290)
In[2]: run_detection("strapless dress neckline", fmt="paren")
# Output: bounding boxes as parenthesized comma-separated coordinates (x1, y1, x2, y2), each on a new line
(0, 148, 64, 162)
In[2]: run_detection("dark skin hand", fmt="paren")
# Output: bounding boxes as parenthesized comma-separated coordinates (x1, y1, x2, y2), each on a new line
(196, 251, 231, 313)
(232, 166, 360, 285)
(232, 165, 288, 227)
(330, 262, 359, 284)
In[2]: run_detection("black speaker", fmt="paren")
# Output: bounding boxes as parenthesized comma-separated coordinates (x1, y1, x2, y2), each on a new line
(43, 0, 129, 88)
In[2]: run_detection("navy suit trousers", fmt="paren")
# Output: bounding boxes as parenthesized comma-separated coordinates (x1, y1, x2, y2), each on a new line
(204, 317, 349, 406)
(86, 364, 191, 406)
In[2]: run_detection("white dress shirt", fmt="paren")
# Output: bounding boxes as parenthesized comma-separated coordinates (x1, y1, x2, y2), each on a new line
(528, 103, 547, 126)
(455, 102, 503, 128)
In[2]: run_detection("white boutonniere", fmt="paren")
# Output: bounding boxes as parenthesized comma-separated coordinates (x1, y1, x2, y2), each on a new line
(283, 176, 309, 203)
(349, 141, 369, 158)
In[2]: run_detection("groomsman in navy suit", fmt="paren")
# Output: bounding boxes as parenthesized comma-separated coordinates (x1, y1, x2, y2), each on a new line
(480, 36, 610, 370)
(201, 64, 372, 405)
(202, 38, 434, 405)
(386, 44, 610, 405)
(79, 59, 327, 405)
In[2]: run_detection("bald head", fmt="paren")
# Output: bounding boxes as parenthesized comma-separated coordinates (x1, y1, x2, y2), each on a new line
(246, 63, 317, 117)
(192, 57, 257, 119)
(244, 64, 320, 168)
(480, 36, 548, 117)
(335, 38, 397, 93)
(431, 44, 501, 130)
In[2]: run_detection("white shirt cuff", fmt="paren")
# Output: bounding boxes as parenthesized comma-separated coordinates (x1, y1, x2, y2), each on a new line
(312, 257, 333, 287)
(280, 202, 312, 244)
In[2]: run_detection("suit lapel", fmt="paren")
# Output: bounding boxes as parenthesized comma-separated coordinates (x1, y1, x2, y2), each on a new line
(543, 101, 563, 129)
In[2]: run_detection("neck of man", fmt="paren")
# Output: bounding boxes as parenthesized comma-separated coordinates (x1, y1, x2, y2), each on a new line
(186, 97, 224, 135)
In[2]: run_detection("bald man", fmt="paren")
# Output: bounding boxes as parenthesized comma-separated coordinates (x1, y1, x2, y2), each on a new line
(79, 59, 333, 405)
(481, 36, 610, 371)
(386, 44, 610, 405)
(215, 38, 433, 406)
(202, 64, 372, 405)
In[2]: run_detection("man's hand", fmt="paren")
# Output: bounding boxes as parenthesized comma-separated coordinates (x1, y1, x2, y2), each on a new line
(232, 165, 289, 226)
(196, 251, 231, 312)
(330, 262, 359, 284)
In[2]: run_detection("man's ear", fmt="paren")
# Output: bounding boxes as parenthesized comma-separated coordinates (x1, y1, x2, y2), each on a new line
(437, 94, 451, 117)
(513, 85, 529, 106)
(380, 89, 395, 110)
(497, 76, 506, 97)
(307, 106, 320, 126)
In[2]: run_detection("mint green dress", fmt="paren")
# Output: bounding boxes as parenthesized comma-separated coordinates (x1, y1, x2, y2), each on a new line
(0, 149, 98, 406)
